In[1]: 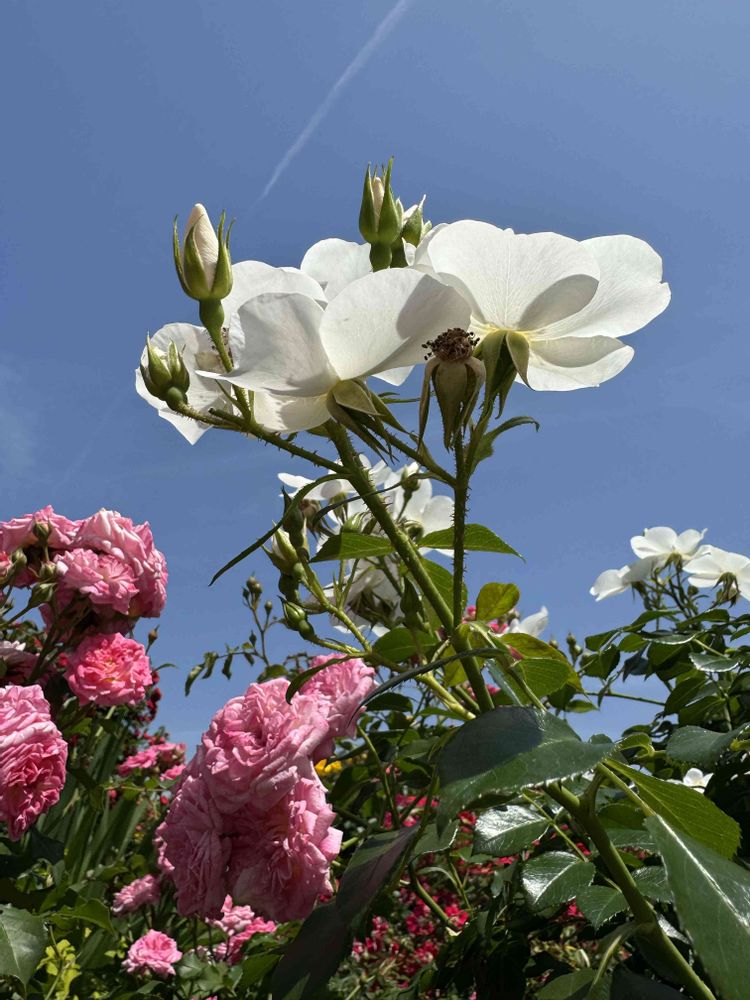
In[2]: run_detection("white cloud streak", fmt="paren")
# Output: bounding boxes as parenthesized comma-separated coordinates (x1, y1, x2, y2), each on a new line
(259, 0, 415, 202)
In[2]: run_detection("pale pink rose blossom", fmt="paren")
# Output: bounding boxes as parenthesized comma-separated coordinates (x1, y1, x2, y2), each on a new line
(53, 549, 138, 615)
(123, 930, 182, 978)
(304, 656, 376, 759)
(162, 764, 185, 781)
(112, 874, 161, 915)
(65, 633, 152, 706)
(227, 775, 342, 922)
(117, 741, 185, 776)
(159, 770, 230, 918)
(210, 895, 276, 963)
(72, 510, 167, 617)
(0, 506, 80, 553)
(0, 685, 68, 840)
(201, 679, 328, 813)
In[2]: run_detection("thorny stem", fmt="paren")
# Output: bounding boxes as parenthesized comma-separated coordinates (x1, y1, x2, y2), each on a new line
(547, 782, 716, 1000)
(452, 438, 468, 629)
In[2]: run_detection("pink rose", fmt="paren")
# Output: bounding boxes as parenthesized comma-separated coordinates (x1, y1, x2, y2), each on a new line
(201, 679, 328, 813)
(0, 506, 80, 554)
(159, 770, 230, 918)
(54, 549, 139, 616)
(72, 510, 167, 617)
(304, 656, 376, 759)
(112, 874, 161, 915)
(65, 633, 151, 706)
(210, 895, 276, 962)
(227, 775, 342, 922)
(0, 685, 68, 840)
(123, 930, 182, 978)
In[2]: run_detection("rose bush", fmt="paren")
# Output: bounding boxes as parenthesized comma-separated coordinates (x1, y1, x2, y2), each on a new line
(2, 161, 748, 1000)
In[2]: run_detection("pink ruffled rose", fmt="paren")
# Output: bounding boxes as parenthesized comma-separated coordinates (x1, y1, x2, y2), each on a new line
(159, 769, 230, 918)
(210, 895, 276, 963)
(123, 930, 182, 978)
(72, 510, 167, 617)
(112, 874, 161, 915)
(201, 679, 328, 813)
(117, 741, 185, 776)
(66, 633, 152, 706)
(0, 685, 68, 840)
(304, 656, 377, 759)
(227, 775, 342, 922)
(0, 506, 80, 554)
(54, 548, 139, 615)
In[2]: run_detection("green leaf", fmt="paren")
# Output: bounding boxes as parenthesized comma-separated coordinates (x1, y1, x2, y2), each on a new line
(632, 865, 672, 903)
(0, 906, 47, 996)
(666, 725, 748, 768)
(475, 582, 520, 621)
(536, 970, 597, 998)
(575, 884, 627, 929)
(372, 627, 432, 664)
(646, 816, 750, 1000)
(473, 805, 550, 857)
(688, 651, 740, 673)
(437, 708, 615, 827)
(272, 826, 418, 999)
(521, 852, 593, 911)
(517, 657, 581, 698)
(499, 632, 569, 663)
(420, 558, 467, 618)
(611, 967, 685, 999)
(51, 899, 114, 934)
(607, 761, 740, 858)
(311, 531, 393, 562)
(419, 523, 520, 557)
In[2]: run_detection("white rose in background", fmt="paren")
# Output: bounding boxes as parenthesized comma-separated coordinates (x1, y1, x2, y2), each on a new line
(506, 606, 549, 637)
(136, 261, 325, 443)
(684, 546, 750, 601)
(415, 221, 670, 391)
(590, 525, 706, 601)
(203, 269, 470, 433)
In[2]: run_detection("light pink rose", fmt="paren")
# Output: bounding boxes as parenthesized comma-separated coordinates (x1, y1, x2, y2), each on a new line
(72, 510, 167, 617)
(0, 506, 80, 554)
(210, 895, 276, 962)
(0, 685, 68, 840)
(123, 930, 182, 978)
(112, 874, 161, 915)
(201, 679, 328, 813)
(117, 741, 185, 776)
(227, 775, 342, 922)
(304, 656, 376, 759)
(54, 549, 138, 615)
(65, 633, 152, 706)
(159, 770, 230, 918)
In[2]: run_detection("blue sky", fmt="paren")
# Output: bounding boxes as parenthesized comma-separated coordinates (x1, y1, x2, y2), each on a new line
(2, 0, 749, 747)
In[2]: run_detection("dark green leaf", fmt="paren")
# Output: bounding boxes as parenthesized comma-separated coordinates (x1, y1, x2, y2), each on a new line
(688, 651, 739, 673)
(666, 725, 748, 769)
(420, 558, 467, 617)
(473, 805, 550, 857)
(646, 816, 750, 1000)
(521, 852, 593, 911)
(437, 708, 615, 827)
(632, 865, 672, 903)
(575, 884, 627, 929)
(0, 906, 47, 996)
(51, 899, 114, 934)
(607, 761, 740, 858)
(311, 531, 393, 562)
(419, 524, 520, 557)
(499, 632, 570, 663)
(537, 970, 597, 998)
(372, 627, 432, 664)
(475, 582, 520, 621)
(518, 657, 582, 697)
(612, 967, 685, 999)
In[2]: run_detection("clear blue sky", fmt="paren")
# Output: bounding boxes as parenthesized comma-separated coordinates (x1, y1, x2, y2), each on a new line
(3, 1, 749, 747)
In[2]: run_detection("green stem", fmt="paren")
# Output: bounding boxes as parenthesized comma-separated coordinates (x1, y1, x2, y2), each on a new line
(358, 724, 400, 827)
(548, 783, 716, 1000)
(328, 422, 493, 712)
(452, 439, 468, 628)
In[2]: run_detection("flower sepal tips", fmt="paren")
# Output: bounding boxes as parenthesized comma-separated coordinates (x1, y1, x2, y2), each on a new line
(140, 337, 191, 412)
(173, 204, 233, 303)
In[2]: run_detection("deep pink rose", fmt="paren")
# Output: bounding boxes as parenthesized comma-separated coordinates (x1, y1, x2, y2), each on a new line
(227, 775, 342, 922)
(159, 770, 230, 918)
(201, 679, 328, 813)
(0, 685, 68, 840)
(123, 930, 182, 978)
(0, 506, 80, 554)
(66, 633, 152, 706)
(112, 874, 161, 915)
(54, 549, 138, 615)
(304, 656, 377, 759)
(72, 510, 167, 617)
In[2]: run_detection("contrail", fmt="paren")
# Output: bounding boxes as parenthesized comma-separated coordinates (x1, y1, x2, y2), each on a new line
(259, 0, 415, 202)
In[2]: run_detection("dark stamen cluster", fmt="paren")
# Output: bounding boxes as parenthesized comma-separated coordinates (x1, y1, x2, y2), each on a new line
(422, 328, 478, 362)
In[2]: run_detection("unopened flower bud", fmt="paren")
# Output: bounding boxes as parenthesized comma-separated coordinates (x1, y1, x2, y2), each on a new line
(32, 521, 52, 545)
(359, 160, 404, 270)
(173, 204, 233, 302)
(140, 337, 191, 412)
(401, 197, 431, 248)
(266, 529, 300, 574)
(37, 561, 58, 584)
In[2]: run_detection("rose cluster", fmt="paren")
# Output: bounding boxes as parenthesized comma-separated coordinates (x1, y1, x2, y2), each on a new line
(0, 506, 167, 842)
(157, 657, 375, 923)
